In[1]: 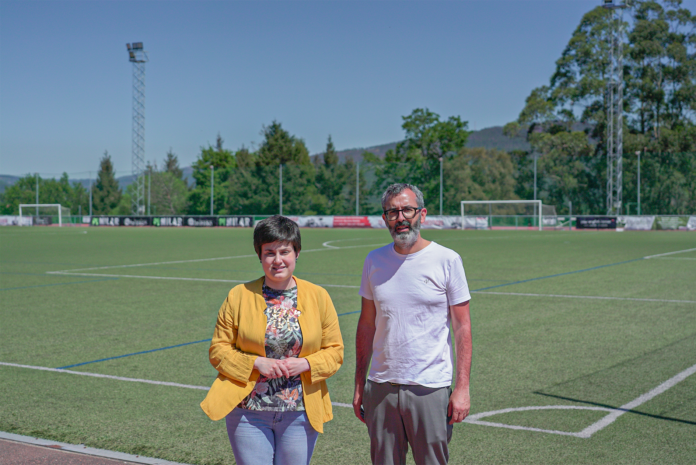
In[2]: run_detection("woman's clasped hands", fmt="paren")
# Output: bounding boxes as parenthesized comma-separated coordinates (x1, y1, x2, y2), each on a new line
(253, 356, 310, 379)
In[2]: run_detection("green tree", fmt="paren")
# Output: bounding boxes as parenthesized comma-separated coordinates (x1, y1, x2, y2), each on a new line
(507, 1, 696, 214)
(314, 136, 349, 214)
(0, 174, 40, 214)
(369, 109, 470, 213)
(441, 148, 518, 214)
(150, 170, 189, 214)
(257, 121, 311, 166)
(188, 134, 235, 214)
(227, 122, 320, 215)
(69, 180, 90, 216)
(163, 149, 184, 179)
(92, 151, 122, 215)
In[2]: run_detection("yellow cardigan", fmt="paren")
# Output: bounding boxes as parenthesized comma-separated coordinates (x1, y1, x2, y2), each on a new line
(200, 276, 344, 433)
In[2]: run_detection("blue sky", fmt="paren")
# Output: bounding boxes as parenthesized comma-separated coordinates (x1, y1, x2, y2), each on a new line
(2, 0, 690, 178)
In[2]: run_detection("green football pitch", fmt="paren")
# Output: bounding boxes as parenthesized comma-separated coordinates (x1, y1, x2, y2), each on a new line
(1, 226, 694, 464)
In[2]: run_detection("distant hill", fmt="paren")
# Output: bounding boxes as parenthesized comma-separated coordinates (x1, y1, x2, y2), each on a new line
(0, 126, 530, 192)
(311, 125, 530, 164)
(0, 169, 196, 194)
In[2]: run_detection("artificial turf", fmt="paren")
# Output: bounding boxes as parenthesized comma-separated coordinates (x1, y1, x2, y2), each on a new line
(1, 226, 694, 464)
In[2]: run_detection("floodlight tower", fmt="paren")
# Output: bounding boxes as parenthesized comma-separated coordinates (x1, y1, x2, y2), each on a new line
(126, 42, 148, 215)
(603, 0, 627, 215)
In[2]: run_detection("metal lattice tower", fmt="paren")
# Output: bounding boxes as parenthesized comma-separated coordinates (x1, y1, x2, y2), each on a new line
(127, 42, 148, 215)
(603, 1, 627, 215)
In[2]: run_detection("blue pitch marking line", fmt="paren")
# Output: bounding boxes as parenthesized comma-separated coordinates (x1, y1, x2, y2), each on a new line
(471, 257, 645, 292)
(0, 277, 117, 291)
(57, 339, 211, 369)
(53, 256, 647, 368)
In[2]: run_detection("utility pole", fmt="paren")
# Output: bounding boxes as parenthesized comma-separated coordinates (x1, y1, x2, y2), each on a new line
(210, 165, 214, 216)
(279, 164, 283, 215)
(126, 42, 148, 215)
(148, 166, 152, 216)
(533, 154, 537, 201)
(439, 157, 443, 216)
(356, 161, 360, 215)
(89, 172, 93, 216)
(637, 150, 641, 215)
(35, 173, 39, 217)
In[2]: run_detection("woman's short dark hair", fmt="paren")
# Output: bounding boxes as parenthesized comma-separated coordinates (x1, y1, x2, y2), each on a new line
(253, 215, 302, 258)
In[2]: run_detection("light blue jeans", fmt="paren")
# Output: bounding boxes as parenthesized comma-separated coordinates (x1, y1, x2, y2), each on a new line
(225, 408, 319, 465)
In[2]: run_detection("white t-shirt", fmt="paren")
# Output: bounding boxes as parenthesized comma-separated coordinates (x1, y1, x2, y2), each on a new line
(359, 241, 471, 387)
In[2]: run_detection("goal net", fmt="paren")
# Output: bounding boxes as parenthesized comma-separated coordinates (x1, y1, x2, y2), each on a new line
(19, 204, 70, 227)
(460, 200, 557, 231)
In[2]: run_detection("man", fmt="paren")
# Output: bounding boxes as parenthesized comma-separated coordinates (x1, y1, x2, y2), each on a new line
(353, 183, 472, 465)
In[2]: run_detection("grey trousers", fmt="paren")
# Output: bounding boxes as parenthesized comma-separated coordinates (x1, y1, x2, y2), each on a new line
(363, 380, 453, 465)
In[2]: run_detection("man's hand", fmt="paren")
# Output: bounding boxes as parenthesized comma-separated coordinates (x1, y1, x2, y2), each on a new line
(449, 301, 472, 425)
(448, 387, 470, 424)
(352, 383, 366, 423)
(278, 358, 310, 377)
(253, 357, 290, 379)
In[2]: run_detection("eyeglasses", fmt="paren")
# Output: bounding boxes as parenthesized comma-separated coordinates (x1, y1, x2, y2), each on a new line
(383, 207, 421, 221)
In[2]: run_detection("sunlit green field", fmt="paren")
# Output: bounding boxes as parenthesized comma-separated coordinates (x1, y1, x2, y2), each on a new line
(1, 226, 694, 464)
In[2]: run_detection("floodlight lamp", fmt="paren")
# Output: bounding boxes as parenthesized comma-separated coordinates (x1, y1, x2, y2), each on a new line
(602, 0, 627, 9)
(126, 43, 132, 50)
(132, 42, 144, 50)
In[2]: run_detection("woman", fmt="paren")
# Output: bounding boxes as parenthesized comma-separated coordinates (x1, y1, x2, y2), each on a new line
(201, 215, 344, 465)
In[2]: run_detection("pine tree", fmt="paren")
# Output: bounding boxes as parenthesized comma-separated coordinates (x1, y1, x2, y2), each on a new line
(92, 151, 122, 214)
(164, 149, 183, 179)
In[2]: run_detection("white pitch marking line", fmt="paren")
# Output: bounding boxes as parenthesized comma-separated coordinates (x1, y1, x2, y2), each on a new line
(48, 253, 259, 273)
(48, 243, 387, 274)
(321, 238, 370, 249)
(472, 291, 696, 304)
(464, 405, 617, 438)
(0, 362, 209, 391)
(0, 362, 352, 409)
(46, 271, 362, 288)
(644, 247, 696, 259)
(3, 361, 695, 436)
(577, 362, 696, 438)
(652, 257, 696, 261)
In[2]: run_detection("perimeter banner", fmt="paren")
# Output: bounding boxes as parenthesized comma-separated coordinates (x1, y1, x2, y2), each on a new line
(90, 216, 150, 226)
(218, 216, 254, 227)
(576, 216, 617, 229)
(287, 216, 334, 228)
(619, 216, 655, 231)
(185, 216, 216, 227)
(0, 215, 32, 226)
(151, 217, 184, 227)
(655, 216, 691, 230)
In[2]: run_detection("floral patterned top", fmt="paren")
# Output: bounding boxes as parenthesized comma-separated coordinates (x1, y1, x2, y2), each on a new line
(240, 283, 305, 411)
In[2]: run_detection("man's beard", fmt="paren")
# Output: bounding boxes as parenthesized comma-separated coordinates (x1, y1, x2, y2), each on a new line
(388, 216, 421, 249)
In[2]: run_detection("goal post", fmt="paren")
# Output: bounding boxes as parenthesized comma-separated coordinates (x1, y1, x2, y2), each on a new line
(19, 204, 68, 227)
(460, 200, 544, 231)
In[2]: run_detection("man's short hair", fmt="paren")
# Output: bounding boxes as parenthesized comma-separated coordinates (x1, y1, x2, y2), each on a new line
(253, 215, 302, 258)
(381, 183, 425, 210)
